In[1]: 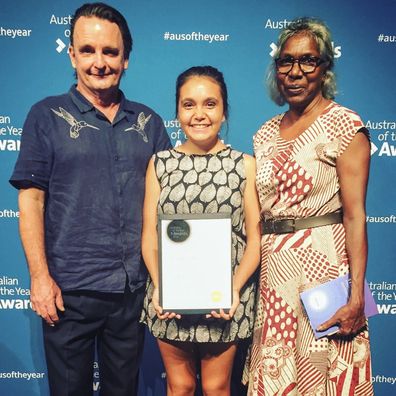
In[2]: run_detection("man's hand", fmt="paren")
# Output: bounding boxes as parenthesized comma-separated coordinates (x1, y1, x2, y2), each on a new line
(19, 187, 64, 325)
(30, 274, 64, 326)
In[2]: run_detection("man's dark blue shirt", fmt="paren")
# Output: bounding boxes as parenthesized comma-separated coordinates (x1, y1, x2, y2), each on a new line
(10, 86, 171, 292)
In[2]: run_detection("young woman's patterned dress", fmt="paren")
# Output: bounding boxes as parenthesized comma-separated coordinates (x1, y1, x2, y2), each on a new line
(246, 103, 373, 395)
(141, 147, 256, 343)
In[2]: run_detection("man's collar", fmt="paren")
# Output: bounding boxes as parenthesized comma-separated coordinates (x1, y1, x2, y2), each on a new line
(69, 85, 136, 117)
(69, 85, 95, 113)
(118, 91, 136, 115)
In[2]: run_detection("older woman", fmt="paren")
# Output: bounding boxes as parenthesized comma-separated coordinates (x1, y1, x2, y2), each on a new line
(246, 17, 373, 395)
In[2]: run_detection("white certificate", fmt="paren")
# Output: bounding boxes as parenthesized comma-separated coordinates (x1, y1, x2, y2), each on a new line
(158, 213, 232, 314)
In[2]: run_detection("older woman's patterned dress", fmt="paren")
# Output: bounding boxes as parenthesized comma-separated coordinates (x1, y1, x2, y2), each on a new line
(246, 103, 373, 396)
(141, 147, 256, 343)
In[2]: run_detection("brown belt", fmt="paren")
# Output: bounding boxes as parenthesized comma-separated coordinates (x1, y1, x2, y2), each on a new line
(261, 211, 343, 235)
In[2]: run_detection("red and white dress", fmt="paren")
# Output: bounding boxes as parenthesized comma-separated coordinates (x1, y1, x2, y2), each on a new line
(246, 103, 373, 396)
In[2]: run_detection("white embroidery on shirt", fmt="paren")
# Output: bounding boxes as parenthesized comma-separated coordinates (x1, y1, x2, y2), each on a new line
(124, 112, 151, 143)
(51, 107, 99, 139)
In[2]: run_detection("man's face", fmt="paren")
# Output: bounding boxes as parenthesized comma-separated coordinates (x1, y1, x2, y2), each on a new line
(69, 16, 128, 98)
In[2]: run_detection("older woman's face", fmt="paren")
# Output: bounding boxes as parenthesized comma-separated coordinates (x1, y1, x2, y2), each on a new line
(277, 33, 326, 110)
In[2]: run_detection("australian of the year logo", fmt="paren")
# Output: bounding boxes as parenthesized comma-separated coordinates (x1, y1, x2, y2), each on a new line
(0, 277, 31, 310)
(0, 139, 20, 151)
(49, 15, 72, 25)
(0, 114, 22, 151)
(49, 14, 73, 53)
(366, 120, 396, 156)
(369, 281, 396, 315)
(0, 276, 31, 310)
(264, 18, 292, 29)
(164, 119, 186, 147)
(0, 299, 31, 309)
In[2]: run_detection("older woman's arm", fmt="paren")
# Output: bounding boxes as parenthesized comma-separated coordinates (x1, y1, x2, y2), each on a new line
(317, 130, 370, 336)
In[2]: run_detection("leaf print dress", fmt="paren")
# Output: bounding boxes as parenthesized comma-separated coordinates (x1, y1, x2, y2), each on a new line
(141, 147, 256, 343)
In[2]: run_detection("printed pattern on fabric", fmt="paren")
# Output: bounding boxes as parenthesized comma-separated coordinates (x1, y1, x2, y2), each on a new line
(141, 147, 256, 342)
(246, 103, 373, 395)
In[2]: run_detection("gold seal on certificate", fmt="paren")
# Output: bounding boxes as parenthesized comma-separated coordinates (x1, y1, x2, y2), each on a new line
(211, 291, 223, 303)
(158, 213, 232, 314)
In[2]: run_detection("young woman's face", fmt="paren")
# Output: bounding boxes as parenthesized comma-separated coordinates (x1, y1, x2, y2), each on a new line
(177, 76, 225, 150)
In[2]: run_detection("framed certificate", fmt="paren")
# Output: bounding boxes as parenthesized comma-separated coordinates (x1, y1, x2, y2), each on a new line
(158, 213, 232, 314)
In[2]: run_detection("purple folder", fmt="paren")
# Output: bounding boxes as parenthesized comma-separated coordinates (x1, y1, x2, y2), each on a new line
(300, 274, 378, 339)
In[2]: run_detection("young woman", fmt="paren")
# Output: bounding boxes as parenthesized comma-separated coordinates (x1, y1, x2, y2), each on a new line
(140, 65, 261, 395)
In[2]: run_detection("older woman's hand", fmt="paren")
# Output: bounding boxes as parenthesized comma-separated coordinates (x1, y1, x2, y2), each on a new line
(317, 300, 366, 336)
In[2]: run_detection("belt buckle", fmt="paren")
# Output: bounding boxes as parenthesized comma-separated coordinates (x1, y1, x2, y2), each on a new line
(273, 218, 295, 234)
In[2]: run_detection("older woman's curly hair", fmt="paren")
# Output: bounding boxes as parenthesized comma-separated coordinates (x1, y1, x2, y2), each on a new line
(268, 17, 337, 106)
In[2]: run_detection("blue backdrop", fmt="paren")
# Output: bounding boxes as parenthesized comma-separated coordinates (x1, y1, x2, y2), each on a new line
(1, 0, 395, 394)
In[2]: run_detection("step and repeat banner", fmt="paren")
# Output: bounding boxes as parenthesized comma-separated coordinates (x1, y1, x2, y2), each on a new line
(1, 0, 395, 395)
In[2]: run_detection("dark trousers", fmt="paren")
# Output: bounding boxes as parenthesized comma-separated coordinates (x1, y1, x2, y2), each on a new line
(42, 287, 145, 396)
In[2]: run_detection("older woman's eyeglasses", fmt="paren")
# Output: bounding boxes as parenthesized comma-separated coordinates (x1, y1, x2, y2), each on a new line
(275, 55, 326, 74)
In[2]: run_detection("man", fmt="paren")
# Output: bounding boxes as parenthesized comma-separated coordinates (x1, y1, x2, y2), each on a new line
(9, 3, 171, 395)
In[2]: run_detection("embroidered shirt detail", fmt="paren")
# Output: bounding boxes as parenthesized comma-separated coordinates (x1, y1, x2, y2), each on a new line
(51, 107, 99, 139)
(124, 112, 151, 142)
